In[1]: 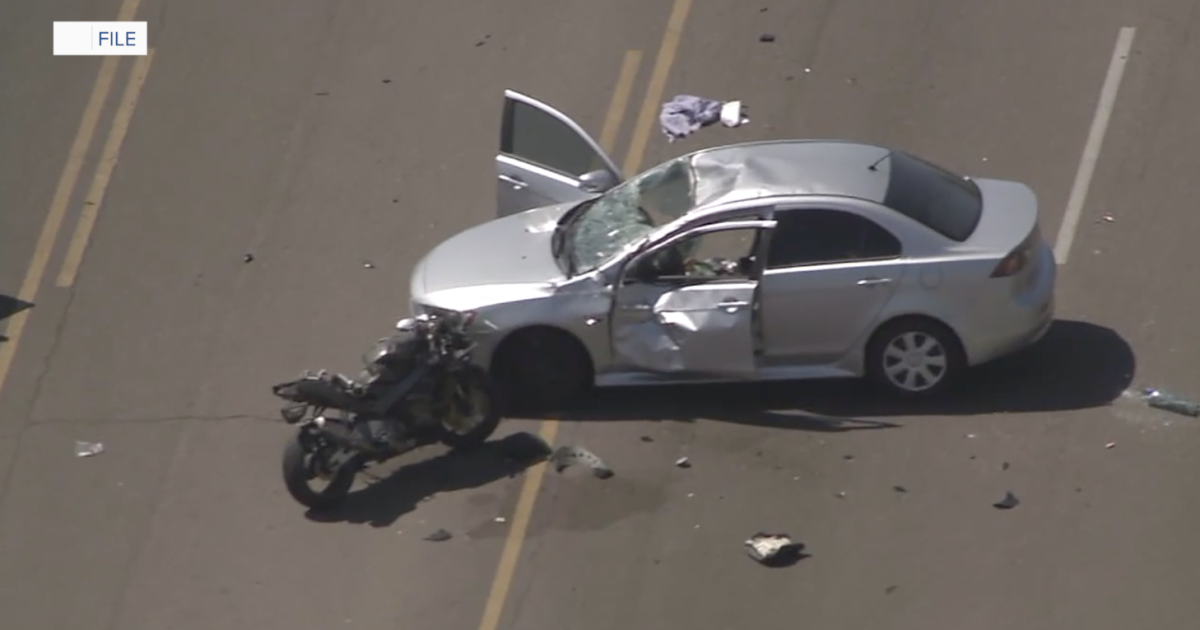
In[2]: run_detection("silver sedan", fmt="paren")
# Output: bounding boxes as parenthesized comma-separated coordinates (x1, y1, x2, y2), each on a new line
(408, 89, 1056, 409)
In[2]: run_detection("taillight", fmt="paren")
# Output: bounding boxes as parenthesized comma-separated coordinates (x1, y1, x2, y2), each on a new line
(991, 226, 1038, 278)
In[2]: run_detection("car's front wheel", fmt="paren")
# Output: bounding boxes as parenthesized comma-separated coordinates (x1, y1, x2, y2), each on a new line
(865, 317, 965, 398)
(491, 327, 593, 412)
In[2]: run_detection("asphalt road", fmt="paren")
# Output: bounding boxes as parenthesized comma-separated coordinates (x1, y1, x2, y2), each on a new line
(2, 0, 1199, 629)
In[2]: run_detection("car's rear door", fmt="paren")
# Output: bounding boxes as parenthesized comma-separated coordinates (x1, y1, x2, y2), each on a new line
(496, 90, 623, 217)
(759, 207, 907, 363)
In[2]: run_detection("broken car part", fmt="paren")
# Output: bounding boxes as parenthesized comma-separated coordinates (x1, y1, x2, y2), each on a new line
(745, 533, 806, 567)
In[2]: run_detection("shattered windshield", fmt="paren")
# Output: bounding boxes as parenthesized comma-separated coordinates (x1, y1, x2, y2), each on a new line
(564, 157, 695, 273)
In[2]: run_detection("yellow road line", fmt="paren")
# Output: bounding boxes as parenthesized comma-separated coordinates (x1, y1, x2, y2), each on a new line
(474, 419, 558, 630)
(597, 50, 644, 154)
(474, 15, 693, 628)
(0, 0, 144, 401)
(622, 0, 695, 175)
(57, 48, 157, 288)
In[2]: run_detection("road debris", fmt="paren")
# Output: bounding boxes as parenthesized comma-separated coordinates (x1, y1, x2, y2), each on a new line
(834, 491, 847, 498)
(659, 95, 747, 141)
(892, 485, 908, 494)
(1139, 388, 1200, 417)
(1002, 461, 1010, 470)
(842, 454, 854, 462)
(759, 33, 776, 42)
(314, 92, 330, 96)
(1105, 442, 1117, 449)
(494, 516, 507, 524)
(75, 440, 104, 458)
(640, 435, 654, 442)
(993, 491, 1020, 510)
(242, 253, 254, 263)
(475, 34, 491, 47)
(423, 528, 452, 542)
(550, 446, 614, 479)
(885, 585, 899, 594)
(362, 260, 375, 269)
(674, 456, 692, 469)
(1101, 214, 1115, 223)
(745, 533, 806, 567)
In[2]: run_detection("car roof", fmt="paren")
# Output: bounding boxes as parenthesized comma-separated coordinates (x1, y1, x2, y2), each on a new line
(687, 140, 892, 209)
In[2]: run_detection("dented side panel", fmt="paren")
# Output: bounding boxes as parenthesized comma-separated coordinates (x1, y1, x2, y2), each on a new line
(611, 281, 758, 376)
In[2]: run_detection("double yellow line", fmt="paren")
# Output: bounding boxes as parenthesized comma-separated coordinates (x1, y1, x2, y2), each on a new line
(0, 0, 156, 401)
(474, 1, 694, 629)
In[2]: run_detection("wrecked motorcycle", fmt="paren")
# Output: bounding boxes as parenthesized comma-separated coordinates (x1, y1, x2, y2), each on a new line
(269, 310, 501, 510)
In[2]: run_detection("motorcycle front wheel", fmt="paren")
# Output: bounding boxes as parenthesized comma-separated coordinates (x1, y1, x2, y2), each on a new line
(438, 366, 502, 450)
(281, 431, 361, 511)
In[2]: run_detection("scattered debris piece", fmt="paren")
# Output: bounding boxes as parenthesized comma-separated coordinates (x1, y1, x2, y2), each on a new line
(759, 7, 768, 12)
(1105, 442, 1117, 449)
(362, 260, 376, 269)
(745, 533, 806, 567)
(659, 95, 724, 141)
(993, 491, 1020, 510)
(475, 34, 491, 47)
(981, 156, 989, 162)
(550, 446, 614, 479)
(892, 485, 908, 494)
(75, 440, 104, 458)
(314, 92, 330, 96)
(640, 435, 654, 443)
(497, 431, 552, 463)
(803, 67, 812, 73)
(1102, 214, 1115, 223)
(382, 79, 391, 83)
(842, 454, 855, 462)
(846, 77, 857, 84)
(965, 433, 977, 439)
(1139, 388, 1200, 417)
(885, 585, 899, 595)
(759, 33, 776, 42)
(674, 456, 692, 469)
(834, 491, 847, 498)
(494, 516, 507, 524)
(719, 100, 749, 127)
(424, 528, 452, 542)
(1002, 461, 1010, 470)
(242, 253, 254, 263)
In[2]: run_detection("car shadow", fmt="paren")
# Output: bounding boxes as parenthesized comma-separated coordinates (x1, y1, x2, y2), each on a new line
(528, 319, 1133, 424)
(304, 432, 551, 527)
(0, 295, 33, 342)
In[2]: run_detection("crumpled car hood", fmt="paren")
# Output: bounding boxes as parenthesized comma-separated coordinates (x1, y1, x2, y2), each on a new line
(411, 202, 573, 298)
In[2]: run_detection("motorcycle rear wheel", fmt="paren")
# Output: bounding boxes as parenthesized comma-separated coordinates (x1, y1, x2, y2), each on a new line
(438, 366, 502, 450)
(281, 432, 361, 511)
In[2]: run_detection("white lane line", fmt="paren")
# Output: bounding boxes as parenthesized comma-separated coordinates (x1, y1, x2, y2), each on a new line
(1055, 26, 1136, 265)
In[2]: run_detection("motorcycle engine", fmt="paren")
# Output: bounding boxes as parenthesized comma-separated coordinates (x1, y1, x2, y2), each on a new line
(361, 329, 424, 381)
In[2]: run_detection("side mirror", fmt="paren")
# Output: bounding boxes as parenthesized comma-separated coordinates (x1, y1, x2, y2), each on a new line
(395, 317, 417, 331)
(578, 169, 618, 193)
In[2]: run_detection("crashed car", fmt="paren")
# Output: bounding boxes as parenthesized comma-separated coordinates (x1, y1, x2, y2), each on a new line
(408, 89, 1056, 408)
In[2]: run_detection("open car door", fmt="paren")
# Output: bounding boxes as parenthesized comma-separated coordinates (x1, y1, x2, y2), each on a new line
(609, 219, 776, 378)
(497, 90, 624, 217)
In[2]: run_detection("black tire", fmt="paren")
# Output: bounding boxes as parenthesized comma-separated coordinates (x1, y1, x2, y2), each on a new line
(865, 317, 965, 398)
(439, 366, 503, 450)
(281, 432, 361, 511)
(491, 328, 592, 411)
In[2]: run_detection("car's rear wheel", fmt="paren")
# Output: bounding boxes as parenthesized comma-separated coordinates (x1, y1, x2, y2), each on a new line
(491, 327, 593, 412)
(866, 317, 965, 398)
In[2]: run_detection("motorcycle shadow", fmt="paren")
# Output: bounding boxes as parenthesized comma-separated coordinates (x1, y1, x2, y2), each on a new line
(303, 431, 552, 527)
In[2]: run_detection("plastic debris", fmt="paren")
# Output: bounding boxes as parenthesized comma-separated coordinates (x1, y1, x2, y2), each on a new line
(843, 454, 854, 462)
(75, 440, 104, 458)
(892, 485, 908, 494)
(1105, 442, 1117, 449)
(362, 261, 375, 269)
(674, 456, 692, 468)
(1140, 388, 1200, 417)
(242, 253, 254, 263)
(1102, 214, 1115, 223)
(424, 528, 452, 542)
(659, 95, 724, 141)
(759, 33, 776, 42)
(993, 491, 1020, 510)
(550, 446, 614, 479)
(719, 100, 749, 128)
(745, 533, 806, 567)
(494, 516, 507, 524)
(834, 491, 847, 498)
(640, 435, 654, 443)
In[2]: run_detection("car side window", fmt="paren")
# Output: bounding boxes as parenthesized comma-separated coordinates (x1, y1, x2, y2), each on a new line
(629, 227, 762, 283)
(501, 99, 600, 177)
(766, 209, 902, 269)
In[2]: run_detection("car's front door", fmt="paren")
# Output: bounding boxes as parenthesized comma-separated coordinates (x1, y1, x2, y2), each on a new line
(608, 220, 774, 378)
(496, 90, 623, 217)
(759, 208, 907, 363)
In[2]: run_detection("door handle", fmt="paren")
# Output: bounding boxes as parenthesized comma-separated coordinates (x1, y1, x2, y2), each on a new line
(498, 174, 528, 190)
(719, 299, 751, 308)
(619, 303, 651, 311)
(856, 277, 893, 287)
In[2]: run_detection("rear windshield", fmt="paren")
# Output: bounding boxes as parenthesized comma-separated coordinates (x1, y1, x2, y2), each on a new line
(883, 152, 983, 242)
